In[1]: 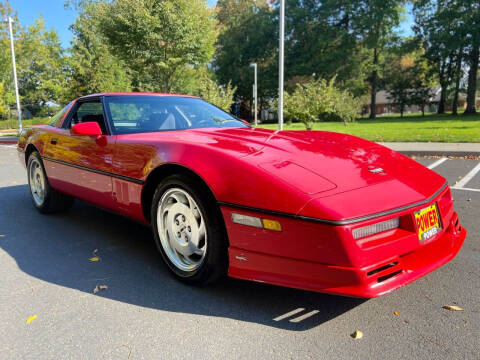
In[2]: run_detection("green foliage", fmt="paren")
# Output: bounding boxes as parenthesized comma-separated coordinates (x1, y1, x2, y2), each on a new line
(283, 77, 362, 130)
(284, 0, 371, 97)
(68, 5, 132, 99)
(94, 0, 216, 93)
(214, 0, 276, 103)
(0, 2, 17, 118)
(16, 17, 67, 115)
(413, 0, 480, 114)
(196, 76, 236, 112)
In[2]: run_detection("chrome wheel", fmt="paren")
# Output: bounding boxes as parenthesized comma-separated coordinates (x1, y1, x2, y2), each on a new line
(28, 157, 46, 206)
(156, 187, 207, 272)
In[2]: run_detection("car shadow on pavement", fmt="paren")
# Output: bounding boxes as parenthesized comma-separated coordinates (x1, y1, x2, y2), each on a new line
(0, 185, 366, 331)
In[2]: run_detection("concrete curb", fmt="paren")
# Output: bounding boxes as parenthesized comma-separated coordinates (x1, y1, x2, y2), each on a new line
(378, 142, 480, 157)
(394, 150, 478, 157)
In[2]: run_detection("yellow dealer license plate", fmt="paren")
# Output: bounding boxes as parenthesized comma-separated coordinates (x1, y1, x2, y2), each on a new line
(414, 203, 441, 242)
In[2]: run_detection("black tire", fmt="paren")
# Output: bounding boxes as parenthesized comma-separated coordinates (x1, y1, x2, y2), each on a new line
(150, 174, 228, 285)
(27, 151, 74, 214)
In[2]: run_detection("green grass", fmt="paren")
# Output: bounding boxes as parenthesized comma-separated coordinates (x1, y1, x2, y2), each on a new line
(0, 117, 49, 131)
(258, 113, 480, 143)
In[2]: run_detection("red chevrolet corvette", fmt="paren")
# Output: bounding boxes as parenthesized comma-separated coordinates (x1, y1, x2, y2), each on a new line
(17, 93, 466, 297)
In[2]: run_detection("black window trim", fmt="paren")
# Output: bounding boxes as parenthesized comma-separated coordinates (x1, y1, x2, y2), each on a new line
(102, 94, 247, 135)
(61, 96, 113, 135)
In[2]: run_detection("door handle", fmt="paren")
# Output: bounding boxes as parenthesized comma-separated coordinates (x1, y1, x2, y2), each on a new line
(50, 138, 58, 145)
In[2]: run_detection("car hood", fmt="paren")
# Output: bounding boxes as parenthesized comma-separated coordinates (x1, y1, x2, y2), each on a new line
(193, 127, 446, 220)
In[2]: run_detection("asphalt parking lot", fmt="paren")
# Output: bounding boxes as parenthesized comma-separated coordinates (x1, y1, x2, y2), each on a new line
(0, 144, 478, 359)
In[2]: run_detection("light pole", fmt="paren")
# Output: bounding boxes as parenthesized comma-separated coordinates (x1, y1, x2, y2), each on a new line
(6, 16, 22, 132)
(250, 62, 257, 126)
(278, 0, 285, 130)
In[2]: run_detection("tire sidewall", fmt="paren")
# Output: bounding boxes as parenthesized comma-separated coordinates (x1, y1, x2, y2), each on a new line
(151, 174, 227, 284)
(27, 152, 51, 212)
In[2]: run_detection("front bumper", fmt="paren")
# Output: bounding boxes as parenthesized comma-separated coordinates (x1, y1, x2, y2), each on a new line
(227, 215, 465, 297)
(221, 188, 466, 297)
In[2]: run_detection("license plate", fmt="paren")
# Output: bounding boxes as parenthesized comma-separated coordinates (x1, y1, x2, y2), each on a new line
(414, 203, 441, 242)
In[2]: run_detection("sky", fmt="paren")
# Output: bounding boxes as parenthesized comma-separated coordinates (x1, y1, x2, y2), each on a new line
(8, 0, 413, 49)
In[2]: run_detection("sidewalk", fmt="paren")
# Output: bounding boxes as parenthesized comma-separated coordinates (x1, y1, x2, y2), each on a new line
(379, 142, 480, 157)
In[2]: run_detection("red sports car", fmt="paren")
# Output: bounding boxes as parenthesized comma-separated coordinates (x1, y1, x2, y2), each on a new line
(17, 93, 466, 297)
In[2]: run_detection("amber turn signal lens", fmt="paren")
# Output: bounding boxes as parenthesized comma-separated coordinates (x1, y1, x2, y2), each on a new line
(262, 219, 282, 232)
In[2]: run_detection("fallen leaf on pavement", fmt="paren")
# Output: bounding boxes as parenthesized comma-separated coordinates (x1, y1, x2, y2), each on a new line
(93, 284, 108, 294)
(89, 256, 100, 262)
(26, 315, 37, 324)
(443, 305, 464, 311)
(351, 330, 363, 339)
(394, 311, 399, 316)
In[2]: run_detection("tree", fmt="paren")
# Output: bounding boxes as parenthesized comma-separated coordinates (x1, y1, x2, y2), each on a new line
(414, 1, 454, 114)
(16, 17, 67, 115)
(284, 0, 370, 97)
(214, 0, 276, 113)
(283, 77, 361, 130)
(414, 0, 479, 115)
(196, 76, 236, 112)
(0, 2, 17, 119)
(94, 0, 216, 93)
(386, 54, 415, 117)
(68, 4, 132, 99)
(350, 0, 406, 119)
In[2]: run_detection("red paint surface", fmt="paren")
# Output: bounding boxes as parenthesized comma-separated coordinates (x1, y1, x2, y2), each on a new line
(16, 93, 467, 297)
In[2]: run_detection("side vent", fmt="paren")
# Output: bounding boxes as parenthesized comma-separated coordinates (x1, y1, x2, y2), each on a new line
(366, 261, 403, 283)
(377, 270, 403, 283)
(367, 262, 399, 276)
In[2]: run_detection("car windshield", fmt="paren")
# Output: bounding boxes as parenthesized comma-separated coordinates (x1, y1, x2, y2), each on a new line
(104, 95, 247, 134)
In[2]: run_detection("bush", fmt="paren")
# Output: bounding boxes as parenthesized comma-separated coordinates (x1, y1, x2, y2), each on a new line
(196, 76, 236, 112)
(284, 77, 361, 129)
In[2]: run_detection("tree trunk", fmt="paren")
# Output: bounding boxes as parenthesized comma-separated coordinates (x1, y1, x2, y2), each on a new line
(421, 105, 425, 117)
(452, 53, 462, 115)
(438, 84, 446, 114)
(464, 44, 479, 115)
(437, 61, 446, 114)
(369, 47, 378, 119)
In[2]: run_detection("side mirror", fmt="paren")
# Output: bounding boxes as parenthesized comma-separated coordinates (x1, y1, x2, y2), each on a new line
(71, 122, 102, 136)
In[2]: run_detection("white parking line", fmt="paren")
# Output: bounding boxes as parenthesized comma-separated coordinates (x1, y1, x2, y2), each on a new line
(452, 187, 480, 193)
(452, 162, 480, 189)
(289, 310, 319, 323)
(273, 308, 305, 321)
(427, 157, 448, 169)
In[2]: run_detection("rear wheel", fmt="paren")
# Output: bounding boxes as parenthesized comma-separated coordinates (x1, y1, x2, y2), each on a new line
(151, 174, 228, 285)
(27, 151, 74, 214)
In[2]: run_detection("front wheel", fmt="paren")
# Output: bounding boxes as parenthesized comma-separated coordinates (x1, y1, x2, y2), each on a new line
(151, 174, 228, 285)
(27, 151, 74, 214)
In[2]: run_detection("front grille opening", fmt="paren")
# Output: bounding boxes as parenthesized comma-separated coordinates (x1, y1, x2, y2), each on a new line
(367, 262, 399, 277)
(377, 270, 403, 283)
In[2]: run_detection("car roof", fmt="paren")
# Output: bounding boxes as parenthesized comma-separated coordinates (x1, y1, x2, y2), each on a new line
(78, 92, 199, 100)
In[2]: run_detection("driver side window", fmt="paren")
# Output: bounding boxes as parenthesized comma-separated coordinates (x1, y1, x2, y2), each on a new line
(64, 101, 107, 134)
